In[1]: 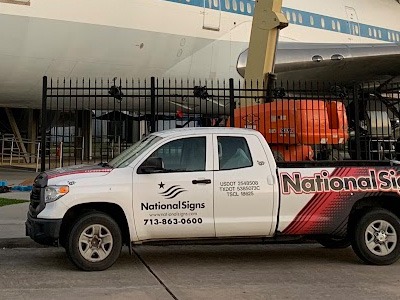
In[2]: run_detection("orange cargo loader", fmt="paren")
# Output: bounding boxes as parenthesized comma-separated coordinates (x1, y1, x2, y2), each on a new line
(233, 99, 349, 161)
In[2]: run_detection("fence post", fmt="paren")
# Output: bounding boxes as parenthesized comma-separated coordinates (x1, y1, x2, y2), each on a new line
(150, 77, 156, 133)
(229, 78, 235, 127)
(40, 76, 48, 172)
(353, 86, 362, 160)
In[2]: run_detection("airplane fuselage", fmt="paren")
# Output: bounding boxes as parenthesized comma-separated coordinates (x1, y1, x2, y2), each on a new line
(0, 0, 399, 107)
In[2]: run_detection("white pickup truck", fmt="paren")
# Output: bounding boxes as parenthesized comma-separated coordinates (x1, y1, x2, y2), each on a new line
(26, 128, 400, 270)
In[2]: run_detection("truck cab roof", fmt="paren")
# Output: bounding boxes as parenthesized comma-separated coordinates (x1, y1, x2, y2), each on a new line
(152, 127, 258, 138)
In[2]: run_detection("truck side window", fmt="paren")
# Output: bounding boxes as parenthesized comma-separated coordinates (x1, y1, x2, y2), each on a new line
(218, 136, 252, 170)
(150, 137, 206, 172)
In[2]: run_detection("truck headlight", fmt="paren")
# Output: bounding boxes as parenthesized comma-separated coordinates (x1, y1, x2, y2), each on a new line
(45, 186, 69, 203)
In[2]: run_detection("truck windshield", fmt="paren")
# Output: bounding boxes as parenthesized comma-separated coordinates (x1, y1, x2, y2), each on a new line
(108, 135, 162, 168)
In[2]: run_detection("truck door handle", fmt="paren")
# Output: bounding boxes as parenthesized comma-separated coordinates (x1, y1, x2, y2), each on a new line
(192, 179, 212, 184)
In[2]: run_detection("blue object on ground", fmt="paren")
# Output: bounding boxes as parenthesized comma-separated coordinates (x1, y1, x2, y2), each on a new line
(11, 186, 32, 191)
(0, 180, 8, 187)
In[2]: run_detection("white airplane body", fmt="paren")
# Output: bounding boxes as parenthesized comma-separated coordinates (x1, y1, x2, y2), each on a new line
(0, 0, 399, 108)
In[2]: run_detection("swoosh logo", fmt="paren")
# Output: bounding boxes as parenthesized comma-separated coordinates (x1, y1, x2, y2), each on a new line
(159, 185, 187, 199)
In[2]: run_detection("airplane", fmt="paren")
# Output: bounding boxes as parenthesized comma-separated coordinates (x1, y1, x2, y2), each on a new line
(0, 0, 399, 110)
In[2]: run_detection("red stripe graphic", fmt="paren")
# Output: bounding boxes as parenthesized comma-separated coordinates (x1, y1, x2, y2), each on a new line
(48, 169, 112, 179)
(282, 167, 363, 235)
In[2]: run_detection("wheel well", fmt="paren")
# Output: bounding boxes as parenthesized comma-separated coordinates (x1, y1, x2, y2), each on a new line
(59, 203, 130, 247)
(347, 195, 400, 236)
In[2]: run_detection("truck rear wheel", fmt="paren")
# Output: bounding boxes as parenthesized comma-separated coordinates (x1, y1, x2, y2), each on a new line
(66, 212, 122, 271)
(351, 209, 400, 265)
(272, 151, 285, 162)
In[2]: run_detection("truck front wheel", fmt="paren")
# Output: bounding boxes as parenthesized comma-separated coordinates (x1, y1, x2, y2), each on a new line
(351, 209, 400, 265)
(66, 212, 122, 271)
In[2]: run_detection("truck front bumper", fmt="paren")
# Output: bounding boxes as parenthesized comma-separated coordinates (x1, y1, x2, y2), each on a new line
(25, 213, 62, 246)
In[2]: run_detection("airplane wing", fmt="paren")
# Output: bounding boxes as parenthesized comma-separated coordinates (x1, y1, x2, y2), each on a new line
(237, 42, 400, 87)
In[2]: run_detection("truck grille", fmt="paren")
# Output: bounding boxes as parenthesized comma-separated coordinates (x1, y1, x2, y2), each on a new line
(29, 172, 48, 217)
(30, 186, 41, 209)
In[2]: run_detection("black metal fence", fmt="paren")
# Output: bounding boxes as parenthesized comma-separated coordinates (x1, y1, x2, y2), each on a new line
(40, 76, 400, 170)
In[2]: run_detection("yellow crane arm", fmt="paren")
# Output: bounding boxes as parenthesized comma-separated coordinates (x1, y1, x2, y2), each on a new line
(243, 0, 288, 104)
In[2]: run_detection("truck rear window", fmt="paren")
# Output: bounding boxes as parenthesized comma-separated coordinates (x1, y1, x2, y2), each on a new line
(218, 136, 253, 170)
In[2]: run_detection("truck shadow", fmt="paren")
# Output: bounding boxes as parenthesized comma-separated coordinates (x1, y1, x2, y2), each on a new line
(134, 243, 361, 266)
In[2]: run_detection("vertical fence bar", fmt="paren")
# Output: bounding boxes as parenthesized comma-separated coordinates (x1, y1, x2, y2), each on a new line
(353, 85, 361, 160)
(150, 77, 156, 133)
(229, 78, 235, 127)
(40, 76, 48, 172)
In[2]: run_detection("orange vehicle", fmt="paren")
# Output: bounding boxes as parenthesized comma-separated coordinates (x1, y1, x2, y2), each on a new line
(233, 99, 349, 161)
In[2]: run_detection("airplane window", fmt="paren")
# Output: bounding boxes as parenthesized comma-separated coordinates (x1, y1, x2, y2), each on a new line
(397, 34, 399, 42)
(388, 32, 392, 41)
(337, 21, 341, 32)
(239, 1, 244, 12)
(291, 12, 297, 23)
(368, 28, 372, 37)
(298, 13, 303, 24)
(225, 0, 230, 10)
(354, 25, 359, 35)
(286, 11, 291, 22)
(332, 20, 336, 30)
(378, 30, 382, 39)
(213, 0, 219, 8)
(247, 3, 251, 13)
(310, 16, 314, 26)
(232, 0, 237, 11)
(373, 28, 377, 38)
(321, 17, 325, 28)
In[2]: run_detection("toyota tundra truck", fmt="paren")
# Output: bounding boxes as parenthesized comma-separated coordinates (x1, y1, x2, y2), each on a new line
(26, 128, 400, 270)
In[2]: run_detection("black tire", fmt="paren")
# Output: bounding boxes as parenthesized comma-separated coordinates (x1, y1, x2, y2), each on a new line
(351, 208, 400, 265)
(316, 236, 351, 249)
(272, 150, 285, 162)
(328, 149, 343, 161)
(66, 212, 122, 271)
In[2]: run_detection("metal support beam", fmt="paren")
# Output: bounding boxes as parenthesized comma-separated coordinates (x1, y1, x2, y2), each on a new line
(5, 108, 29, 163)
(28, 109, 38, 163)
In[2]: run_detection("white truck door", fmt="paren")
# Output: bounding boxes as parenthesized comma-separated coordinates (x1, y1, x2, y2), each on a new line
(132, 135, 215, 240)
(213, 134, 277, 237)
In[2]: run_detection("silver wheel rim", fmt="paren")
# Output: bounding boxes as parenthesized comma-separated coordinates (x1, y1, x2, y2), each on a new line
(365, 220, 397, 256)
(79, 224, 114, 262)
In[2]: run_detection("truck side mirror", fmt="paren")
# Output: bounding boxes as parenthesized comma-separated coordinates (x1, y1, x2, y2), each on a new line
(138, 157, 164, 174)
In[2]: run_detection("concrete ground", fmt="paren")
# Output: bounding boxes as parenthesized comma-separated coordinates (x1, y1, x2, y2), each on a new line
(0, 167, 36, 243)
(0, 166, 38, 186)
(0, 245, 400, 300)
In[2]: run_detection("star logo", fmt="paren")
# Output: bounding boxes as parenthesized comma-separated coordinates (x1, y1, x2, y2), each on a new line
(158, 182, 165, 189)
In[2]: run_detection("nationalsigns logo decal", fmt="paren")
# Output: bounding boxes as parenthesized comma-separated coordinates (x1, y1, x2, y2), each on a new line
(280, 169, 400, 195)
(158, 182, 187, 199)
(140, 182, 205, 211)
(281, 167, 388, 235)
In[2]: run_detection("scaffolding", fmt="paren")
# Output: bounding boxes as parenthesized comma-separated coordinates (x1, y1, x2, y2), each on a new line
(1, 134, 41, 170)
